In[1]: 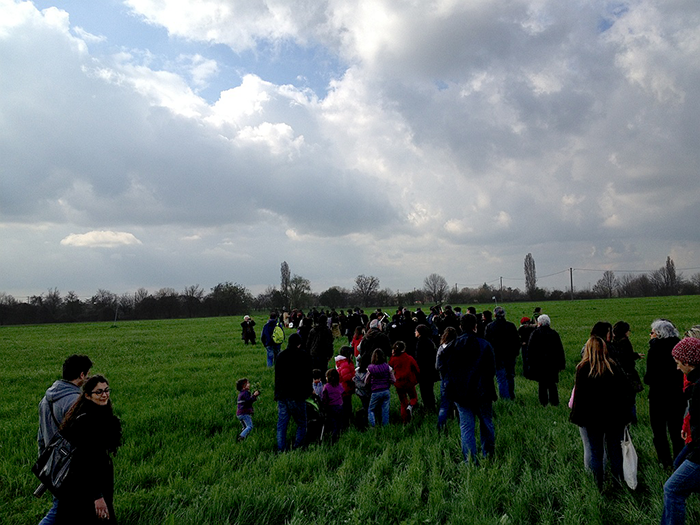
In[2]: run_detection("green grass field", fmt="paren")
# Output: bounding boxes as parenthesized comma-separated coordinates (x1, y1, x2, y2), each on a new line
(2, 296, 700, 524)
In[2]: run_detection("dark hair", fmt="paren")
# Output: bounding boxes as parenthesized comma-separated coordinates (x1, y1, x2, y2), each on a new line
(353, 326, 364, 337)
(441, 326, 457, 345)
(415, 324, 431, 338)
(236, 378, 249, 392)
(612, 321, 630, 342)
(269, 311, 278, 319)
(590, 322, 613, 341)
(460, 314, 478, 333)
(339, 346, 353, 360)
(312, 368, 323, 380)
(286, 333, 302, 350)
(392, 341, 406, 356)
(62, 354, 93, 381)
(61, 374, 112, 430)
(326, 368, 340, 386)
(371, 348, 386, 365)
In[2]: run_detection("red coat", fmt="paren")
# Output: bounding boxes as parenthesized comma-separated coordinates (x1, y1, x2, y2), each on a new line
(390, 352, 420, 390)
(336, 359, 356, 397)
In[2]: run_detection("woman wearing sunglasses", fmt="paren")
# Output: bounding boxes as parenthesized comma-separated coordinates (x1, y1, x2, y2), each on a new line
(56, 374, 122, 524)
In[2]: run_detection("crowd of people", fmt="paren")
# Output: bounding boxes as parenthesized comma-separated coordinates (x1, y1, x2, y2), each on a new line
(35, 304, 700, 524)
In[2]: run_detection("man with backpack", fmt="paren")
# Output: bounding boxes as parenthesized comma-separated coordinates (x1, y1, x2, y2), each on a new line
(37, 354, 93, 525)
(261, 312, 284, 367)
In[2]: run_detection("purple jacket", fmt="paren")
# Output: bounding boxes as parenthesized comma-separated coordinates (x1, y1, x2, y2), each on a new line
(367, 363, 393, 393)
(237, 390, 258, 416)
(322, 383, 344, 407)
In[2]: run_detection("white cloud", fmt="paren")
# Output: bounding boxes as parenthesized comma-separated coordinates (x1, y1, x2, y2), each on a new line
(60, 231, 142, 248)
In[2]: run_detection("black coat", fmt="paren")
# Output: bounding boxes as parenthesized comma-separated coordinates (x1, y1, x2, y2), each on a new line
(484, 317, 521, 368)
(56, 402, 121, 525)
(644, 336, 683, 400)
(524, 325, 566, 383)
(569, 361, 634, 429)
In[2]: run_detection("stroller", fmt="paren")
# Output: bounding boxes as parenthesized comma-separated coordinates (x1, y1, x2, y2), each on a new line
(305, 395, 326, 444)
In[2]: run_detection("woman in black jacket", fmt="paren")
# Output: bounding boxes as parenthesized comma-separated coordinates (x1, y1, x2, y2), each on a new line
(56, 375, 122, 524)
(645, 319, 684, 467)
(570, 336, 634, 489)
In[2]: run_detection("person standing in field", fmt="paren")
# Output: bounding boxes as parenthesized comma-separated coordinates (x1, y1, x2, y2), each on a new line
(484, 306, 521, 400)
(415, 324, 438, 412)
(37, 354, 93, 525)
(240, 315, 256, 345)
(335, 349, 356, 429)
(274, 333, 312, 452)
(321, 368, 344, 442)
(569, 336, 634, 489)
(236, 378, 260, 442)
(525, 314, 566, 406)
(660, 337, 700, 524)
(307, 315, 334, 379)
(55, 374, 122, 524)
(390, 340, 420, 423)
(442, 314, 497, 464)
(366, 349, 394, 427)
(261, 311, 282, 367)
(436, 327, 458, 431)
(645, 319, 684, 468)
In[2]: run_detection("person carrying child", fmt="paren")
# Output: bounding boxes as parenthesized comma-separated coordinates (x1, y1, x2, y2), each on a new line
(322, 369, 344, 442)
(389, 341, 420, 423)
(236, 378, 260, 442)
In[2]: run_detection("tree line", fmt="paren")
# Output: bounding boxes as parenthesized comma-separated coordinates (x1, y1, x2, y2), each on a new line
(2, 256, 699, 326)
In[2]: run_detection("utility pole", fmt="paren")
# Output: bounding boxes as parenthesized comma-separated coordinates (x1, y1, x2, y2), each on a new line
(569, 268, 574, 300)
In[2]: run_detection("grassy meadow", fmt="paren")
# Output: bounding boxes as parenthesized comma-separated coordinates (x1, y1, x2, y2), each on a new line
(2, 296, 700, 524)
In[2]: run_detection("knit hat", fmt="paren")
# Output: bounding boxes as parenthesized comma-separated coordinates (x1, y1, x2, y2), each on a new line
(494, 306, 505, 318)
(335, 355, 347, 362)
(520, 317, 530, 324)
(672, 338, 700, 366)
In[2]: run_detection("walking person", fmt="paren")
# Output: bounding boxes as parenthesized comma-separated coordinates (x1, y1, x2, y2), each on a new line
(55, 375, 122, 524)
(569, 336, 634, 489)
(415, 324, 438, 411)
(274, 333, 312, 452)
(261, 312, 283, 367)
(236, 378, 260, 442)
(390, 341, 420, 423)
(37, 354, 93, 525)
(660, 337, 700, 524)
(484, 306, 520, 400)
(442, 314, 497, 465)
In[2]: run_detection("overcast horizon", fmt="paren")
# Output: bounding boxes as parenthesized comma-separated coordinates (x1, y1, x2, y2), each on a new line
(2, 0, 699, 301)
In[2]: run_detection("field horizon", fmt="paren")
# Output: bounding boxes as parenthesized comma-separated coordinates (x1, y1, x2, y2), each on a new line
(2, 296, 700, 524)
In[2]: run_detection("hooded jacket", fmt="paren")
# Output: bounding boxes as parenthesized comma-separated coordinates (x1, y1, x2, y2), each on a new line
(37, 380, 82, 456)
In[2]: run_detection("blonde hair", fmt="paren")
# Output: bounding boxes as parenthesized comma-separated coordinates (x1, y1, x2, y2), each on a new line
(578, 336, 614, 378)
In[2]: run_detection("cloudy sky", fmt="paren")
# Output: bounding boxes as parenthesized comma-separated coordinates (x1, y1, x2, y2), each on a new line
(1, 0, 699, 301)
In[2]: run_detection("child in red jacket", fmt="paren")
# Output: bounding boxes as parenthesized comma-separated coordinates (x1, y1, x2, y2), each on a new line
(335, 347, 356, 429)
(389, 341, 420, 423)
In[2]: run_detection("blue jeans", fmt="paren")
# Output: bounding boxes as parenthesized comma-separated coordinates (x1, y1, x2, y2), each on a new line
(266, 346, 278, 367)
(661, 459, 700, 524)
(437, 380, 454, 429)
(39, 497, 58, 525)
(368, 389, 390, 427)
(238, 414, 253, 439)
(455, 401, 495, 464)
(495, 358, 516, 400)
(277, 399, 307, 451)
(580, 425, 624, 488)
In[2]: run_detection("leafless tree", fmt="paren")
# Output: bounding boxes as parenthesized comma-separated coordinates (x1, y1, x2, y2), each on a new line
(280, 261, 291, 308)
(423, 273, 449, 303)
(288, 274, 312, 309)
(353, 274, 380, 306)
(593, 270, 618, 298)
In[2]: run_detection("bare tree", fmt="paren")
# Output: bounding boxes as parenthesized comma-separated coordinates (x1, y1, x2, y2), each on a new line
(280, 261, 291, 308)
(651, 256, 682, 296)
(288, 274, 312, 309)
(524, 253, 537, 299)
(593, 270, 618, 298)
(423, 273, 449, 303)
(353, 274, 380, 306)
